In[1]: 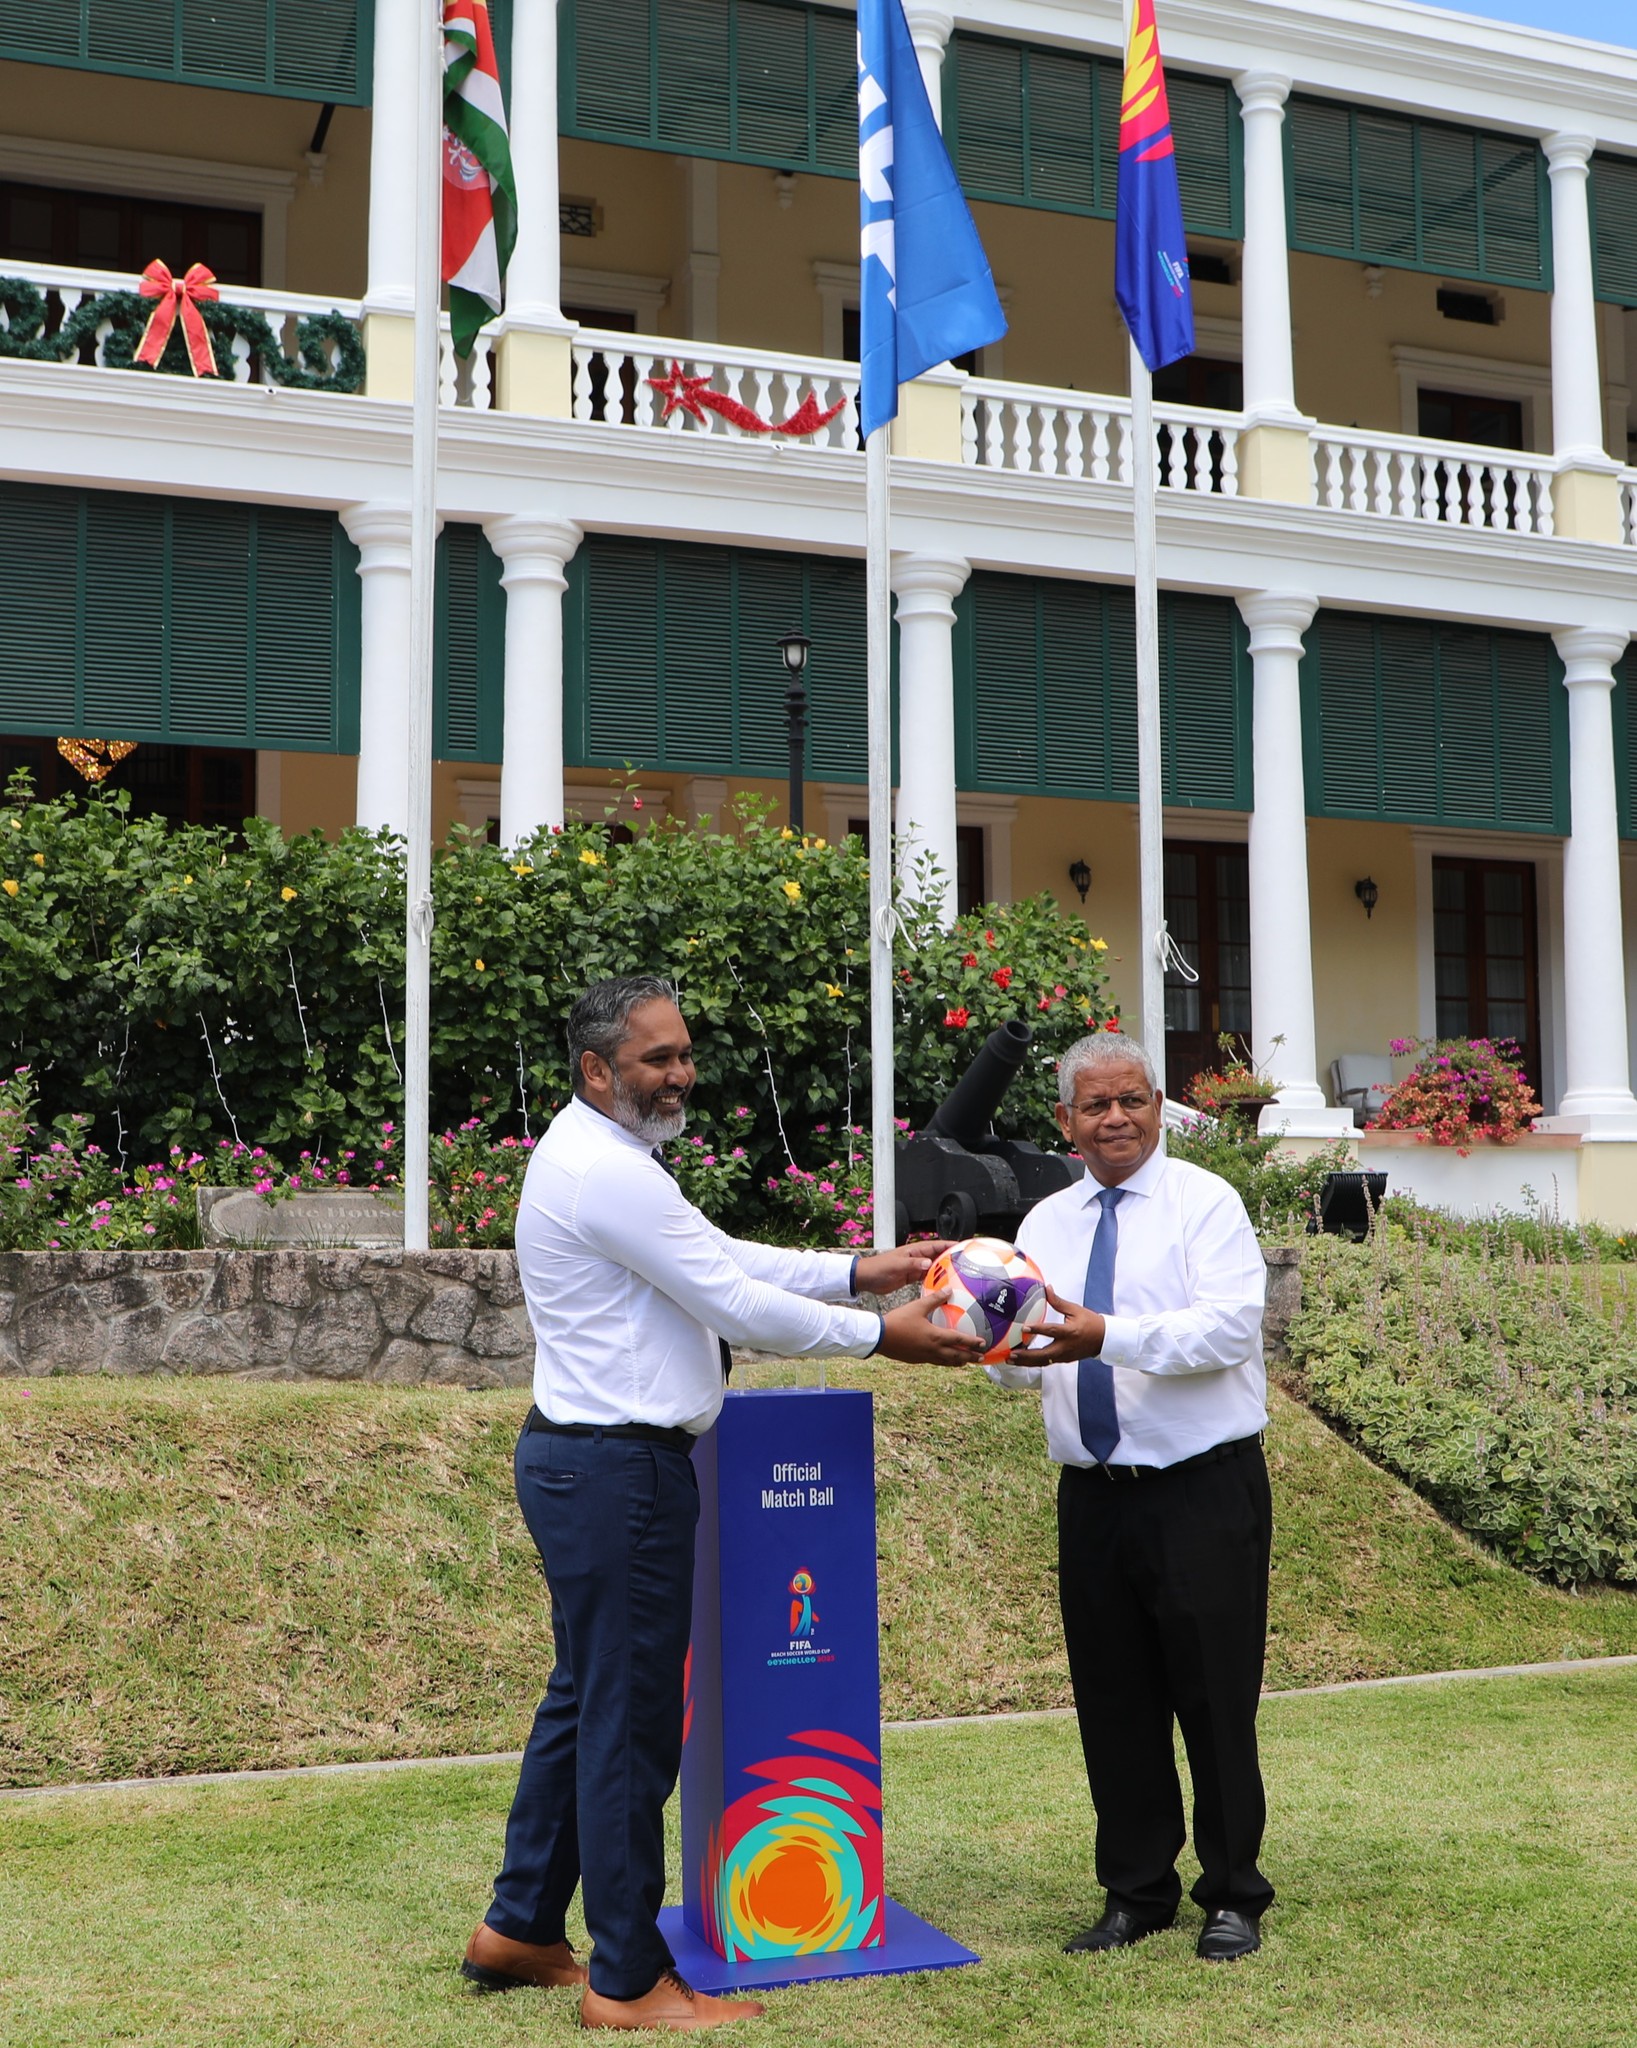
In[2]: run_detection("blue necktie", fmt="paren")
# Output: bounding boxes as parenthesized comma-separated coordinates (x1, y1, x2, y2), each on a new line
(1076, 1187, 1124, 1464)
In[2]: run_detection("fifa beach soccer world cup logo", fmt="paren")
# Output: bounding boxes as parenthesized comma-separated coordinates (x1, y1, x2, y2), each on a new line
(788, 1569, 819, 1640)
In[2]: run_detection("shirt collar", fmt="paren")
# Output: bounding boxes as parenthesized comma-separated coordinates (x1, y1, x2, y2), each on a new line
(1078, 1145, 1167, 1205)
(567, 1093, 655, 1156)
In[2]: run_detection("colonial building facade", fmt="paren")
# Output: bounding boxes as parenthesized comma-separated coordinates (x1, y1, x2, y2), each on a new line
(6, 0, 1637, 1211)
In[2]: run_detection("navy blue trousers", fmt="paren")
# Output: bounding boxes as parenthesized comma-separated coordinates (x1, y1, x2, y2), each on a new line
(485, 1427, 700, 2000)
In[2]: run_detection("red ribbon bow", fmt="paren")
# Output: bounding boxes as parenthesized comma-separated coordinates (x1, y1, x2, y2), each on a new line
(135, 259, 220, 378)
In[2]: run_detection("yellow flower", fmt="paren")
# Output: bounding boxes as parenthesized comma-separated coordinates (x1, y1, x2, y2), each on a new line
(686, 938, 699, 948)
(845, 947, 854, 957)
(782, 880, 802, 902)
(814, 838, 827, 850)
(579, 848, 602, 866)
(475, 959, 486, 972)
(511, 862, 533, 876)
(6, 819, 18, 831)
(281, 886, 298, 902)
(181, 874, 193, 886)
(1090, 936, 1107, 952)
(2, 880, 17, 897)
(31, 853, 44, 867)
(824, 982, 844, 999)
(780, 827, 794, 840)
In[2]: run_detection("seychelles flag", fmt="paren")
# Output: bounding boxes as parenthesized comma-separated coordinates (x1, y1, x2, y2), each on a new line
(442, 0, 516, 358)
(1114, 0, 1194, 373)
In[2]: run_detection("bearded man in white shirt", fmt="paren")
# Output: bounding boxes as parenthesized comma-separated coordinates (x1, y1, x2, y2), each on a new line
(463, 974, 981, 2032)
(993, 1029, 1273, 1964)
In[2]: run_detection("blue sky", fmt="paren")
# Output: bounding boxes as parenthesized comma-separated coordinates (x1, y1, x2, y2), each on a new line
(1432, 0, 1636, 46)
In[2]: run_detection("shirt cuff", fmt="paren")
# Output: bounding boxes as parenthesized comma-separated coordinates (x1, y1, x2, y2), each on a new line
(849, 1254, 860, 1297)
(867, 1313, 885, 1357)
(1097, 1315, 1140, 1368)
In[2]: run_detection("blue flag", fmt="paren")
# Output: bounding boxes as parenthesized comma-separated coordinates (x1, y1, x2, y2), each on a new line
(858, 0, 1006, 440)
(1114, 0, 1195, 373)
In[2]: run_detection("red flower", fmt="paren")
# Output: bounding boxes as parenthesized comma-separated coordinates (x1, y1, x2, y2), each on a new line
(962, 951, 978, 968)
(1037, 994, 1053, 1011)
(944, 1007, 971, 1030)
(992, 966, 1013, 990)
(984, 928, 997, 948)
(1104, 1016, 1122, 1033)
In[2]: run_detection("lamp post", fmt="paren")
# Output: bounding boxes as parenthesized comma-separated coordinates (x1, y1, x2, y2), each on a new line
(776, 628, 812, 833)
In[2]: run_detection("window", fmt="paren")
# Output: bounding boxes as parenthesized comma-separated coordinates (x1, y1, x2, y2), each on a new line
(0, 180, 262, 285)
(0, 736, 256, 830)
(1417, 389, 1524, 450)
(1162, 841, 1250, 1103)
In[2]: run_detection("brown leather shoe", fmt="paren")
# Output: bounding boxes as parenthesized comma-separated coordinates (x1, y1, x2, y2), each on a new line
(580, 1969, 765, 2030)
(461, 1921, 589, 1991)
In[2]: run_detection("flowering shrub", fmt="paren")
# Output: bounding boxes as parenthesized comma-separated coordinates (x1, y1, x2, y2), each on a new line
(1185, 1033, 1280, 1119)
(1375, 1036, 1541, 1150)
(761, 1120, 899, 1249)
(0, 780, 1113, 1232)
(668, 1120, 754, 1222)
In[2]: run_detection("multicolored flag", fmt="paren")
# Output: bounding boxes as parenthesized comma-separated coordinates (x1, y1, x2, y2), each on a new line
(442, 0, 516, 359)
(1114, 0, 1194, 373)
(857, 0, 1006, 439)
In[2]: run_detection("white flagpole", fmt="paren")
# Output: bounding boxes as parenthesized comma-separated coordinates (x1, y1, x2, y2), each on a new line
(865, 424, 896, 1252)
(404, 0, 442, 1252)
(1130, 338, 1165, 1061)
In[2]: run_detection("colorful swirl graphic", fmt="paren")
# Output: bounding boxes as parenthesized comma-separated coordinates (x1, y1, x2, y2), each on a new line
(702, 1730, 885, 1960)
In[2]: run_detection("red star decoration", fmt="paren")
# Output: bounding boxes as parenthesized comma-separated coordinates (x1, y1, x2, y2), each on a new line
(648, 362, 713, 423)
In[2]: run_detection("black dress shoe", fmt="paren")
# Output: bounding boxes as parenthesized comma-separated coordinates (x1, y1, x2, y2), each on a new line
(1197, 1908, 1261, 1960)
(1064, 1907, 1174, 1954)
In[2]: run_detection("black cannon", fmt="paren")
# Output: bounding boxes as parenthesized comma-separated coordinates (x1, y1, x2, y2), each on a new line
(894, 1018, 1084, 1242)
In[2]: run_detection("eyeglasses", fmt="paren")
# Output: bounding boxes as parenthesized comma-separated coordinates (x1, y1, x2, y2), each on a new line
(1074, 1092, 1154, 1120)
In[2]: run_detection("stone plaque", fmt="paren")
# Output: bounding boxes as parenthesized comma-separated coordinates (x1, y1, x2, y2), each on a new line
(198, 1187, 405, 1249)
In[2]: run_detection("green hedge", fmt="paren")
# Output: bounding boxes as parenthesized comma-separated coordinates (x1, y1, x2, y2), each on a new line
(0, 783, 1111, 1222)
(1285, 1231, 1637, 1587)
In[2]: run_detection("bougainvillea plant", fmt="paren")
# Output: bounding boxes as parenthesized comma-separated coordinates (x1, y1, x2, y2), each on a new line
(1374, 1035, 1542, 1151)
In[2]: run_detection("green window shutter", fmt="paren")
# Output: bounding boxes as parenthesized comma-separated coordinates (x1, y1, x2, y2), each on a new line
(1163, 596, 1249, 809)
(1303, 611, 1560, 831)
(6, 0, 371, 101)
(562, 0, 851, 177)
(1287, 95, 1545, 287)
(947, 31, 1237, 234)
(583, 541, 662, 762)
(968, 577, 1046, 794)
(805, 557, 869, 781)
(663, 547, 739, 769)
(1592, 153, 1637, 307)
(0, 483, 353, 753)
(434, 526, 497, 762)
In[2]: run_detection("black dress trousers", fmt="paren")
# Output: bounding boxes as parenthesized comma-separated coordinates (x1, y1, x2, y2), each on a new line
(1057, 1441, 1276, 1924)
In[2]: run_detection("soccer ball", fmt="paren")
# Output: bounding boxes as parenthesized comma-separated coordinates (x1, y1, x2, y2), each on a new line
(922, 1236, 1048, 1363)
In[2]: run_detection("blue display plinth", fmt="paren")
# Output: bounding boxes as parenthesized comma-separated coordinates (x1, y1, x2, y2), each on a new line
(679, 1387, 977, 1989)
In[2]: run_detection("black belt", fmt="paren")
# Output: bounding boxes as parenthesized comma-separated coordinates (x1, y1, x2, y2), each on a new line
(1075, 1431, 1263, 1484)
(525, 1408, 696, 1456)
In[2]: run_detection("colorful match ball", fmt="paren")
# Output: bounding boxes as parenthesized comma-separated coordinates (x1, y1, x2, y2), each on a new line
(922, 1236, 1048, 1363)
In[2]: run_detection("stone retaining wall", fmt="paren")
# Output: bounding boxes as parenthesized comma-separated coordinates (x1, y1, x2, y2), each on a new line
(0, 1250, 532, 1385)
(0, 1246, 1303, 1383)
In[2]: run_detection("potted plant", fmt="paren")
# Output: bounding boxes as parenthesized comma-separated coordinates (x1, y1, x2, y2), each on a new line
(1374, 1035, 1542, 1152)
(1185, 1033, 1282, 1128)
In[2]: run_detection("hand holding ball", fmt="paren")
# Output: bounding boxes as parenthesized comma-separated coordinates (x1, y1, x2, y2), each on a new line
(921, 1236, 1048, 1363)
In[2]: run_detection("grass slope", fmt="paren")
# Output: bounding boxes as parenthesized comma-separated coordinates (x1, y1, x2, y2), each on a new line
(3, 1670, 1634, 2048)
(3, 1371, 1636, 1787)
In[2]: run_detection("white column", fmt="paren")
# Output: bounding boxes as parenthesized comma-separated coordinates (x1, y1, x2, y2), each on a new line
(904, 6, 954, 127)
(1240, 593, 1354, 1135)
(483, 515, 582, 846)
(342, 502, 416, 836)
(1544, 134, 1607, 463)
(892, 554, 967, 926)
(506, 0, 565, 329)
(363, 0, 417, 319)
(1542, 628, 1637, 1131)
(1233, 72, 1301, 425)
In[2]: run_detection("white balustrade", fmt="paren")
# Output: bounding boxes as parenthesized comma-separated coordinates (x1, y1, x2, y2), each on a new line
(568, 329, 860, 448)
(958, 379, 1242, 497)
(1620, 471, 1637, 547)
(0, 257, 365, 390)
(437, 320, 495, 410)
(1312, 426, 1556, 537)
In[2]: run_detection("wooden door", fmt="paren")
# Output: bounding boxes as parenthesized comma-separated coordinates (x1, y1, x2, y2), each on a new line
(1431, 856, 1541, 1094)
(1162, 840, 1251, 1101)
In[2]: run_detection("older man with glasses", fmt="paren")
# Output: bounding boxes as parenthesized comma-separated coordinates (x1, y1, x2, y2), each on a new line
(993, 1030, 1273, 1964)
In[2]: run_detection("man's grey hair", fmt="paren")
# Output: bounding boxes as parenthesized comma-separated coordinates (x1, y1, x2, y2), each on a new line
(568, 975, 679, 1092)
(1057, 1031, 1159, 1106)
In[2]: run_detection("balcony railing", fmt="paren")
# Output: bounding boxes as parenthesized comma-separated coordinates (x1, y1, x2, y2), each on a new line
(961, 379, 1241, 495)
(569, 329, 860, 447)
(1312, 425, 1556, 537)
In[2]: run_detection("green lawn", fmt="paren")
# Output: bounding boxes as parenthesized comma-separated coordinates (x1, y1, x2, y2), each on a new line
(3, 1668, 1634, 2048)
(5, 1372, 1637, 1787)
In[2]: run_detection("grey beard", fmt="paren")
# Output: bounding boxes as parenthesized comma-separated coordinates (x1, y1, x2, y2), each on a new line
(610, 1071, 688, 1149)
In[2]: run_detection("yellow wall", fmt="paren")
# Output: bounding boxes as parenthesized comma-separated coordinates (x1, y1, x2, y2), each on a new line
(275, 751, 356, 838)
(1306, 818, 1420, 1084)
(0, 60, 370, 297)
(559, 138, 685, 312)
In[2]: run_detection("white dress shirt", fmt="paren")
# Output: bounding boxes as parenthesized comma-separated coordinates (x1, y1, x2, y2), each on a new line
(516, 1096, 883, 1434)
(988, 1148, 1266, 1468)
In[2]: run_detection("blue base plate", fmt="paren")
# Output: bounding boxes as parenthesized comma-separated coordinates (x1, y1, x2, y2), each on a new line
(656, 1897, 979, 1992)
